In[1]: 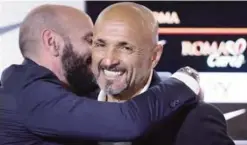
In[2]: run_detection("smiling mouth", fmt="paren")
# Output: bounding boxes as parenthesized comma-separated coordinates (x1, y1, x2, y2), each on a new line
(103, 69, 125, 78)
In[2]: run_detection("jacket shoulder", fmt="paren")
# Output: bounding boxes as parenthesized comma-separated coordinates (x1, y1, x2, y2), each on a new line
(174, 102, 234, 145)
(187, 102, 225, 119)
(178, 102, 227, 130)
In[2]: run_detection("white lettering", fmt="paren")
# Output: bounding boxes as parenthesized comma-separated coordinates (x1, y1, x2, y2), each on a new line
(218, 41, 227, 55)
(230, 54, 245, 68)
(207, 55, 245, 68)
(181, 38, 247, 56)
(181, 38, 247, 68)
(153, 11, 180, 24)
(202, 41, 218, 55)
(181, 41, 192, 56)
(229, 38, 246, 55)
(225, 40, 235, 55)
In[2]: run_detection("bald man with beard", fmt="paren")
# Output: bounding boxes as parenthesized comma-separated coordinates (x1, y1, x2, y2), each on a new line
(0, 4, 201, 145)
(91, 2, 235, 145)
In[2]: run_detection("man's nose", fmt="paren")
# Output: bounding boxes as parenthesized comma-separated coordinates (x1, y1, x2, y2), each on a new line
(101, 52, 120, 68)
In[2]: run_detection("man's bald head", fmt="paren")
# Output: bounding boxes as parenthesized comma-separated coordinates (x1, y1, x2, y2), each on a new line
(19, 4, 97, 94)
(92, 2, 163, 99)
(95, 2, 159, 47)
(19, 4, 92, 57)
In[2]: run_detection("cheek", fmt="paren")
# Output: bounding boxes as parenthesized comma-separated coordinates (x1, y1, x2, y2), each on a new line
(130, 57, 152, 79)
(91, 52, 102, 72)
(122, 57, 139, 78)
(126, 55, 147, 70)
(76, 40, 92, 54)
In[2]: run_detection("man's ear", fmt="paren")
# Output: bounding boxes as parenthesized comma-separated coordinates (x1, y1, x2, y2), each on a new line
(151, 41, 165, 68)
(41, 29, 64, 57)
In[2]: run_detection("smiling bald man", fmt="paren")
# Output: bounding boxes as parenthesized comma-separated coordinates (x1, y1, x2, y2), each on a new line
(92, 2, 162, 102)
(91, 2, 235, 145)
(0, 4, 204, 145)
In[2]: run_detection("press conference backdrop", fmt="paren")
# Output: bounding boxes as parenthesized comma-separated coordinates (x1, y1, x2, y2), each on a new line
(0, 1, 246, 144)
(85, 1, 247, 143)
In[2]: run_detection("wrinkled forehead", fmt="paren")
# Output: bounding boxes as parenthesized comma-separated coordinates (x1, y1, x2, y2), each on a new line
(94, 19, 148, 46)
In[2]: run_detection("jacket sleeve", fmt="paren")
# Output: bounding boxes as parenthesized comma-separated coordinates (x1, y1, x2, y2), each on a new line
(175, 103, 235, 145)
(23, 77, 197, 141)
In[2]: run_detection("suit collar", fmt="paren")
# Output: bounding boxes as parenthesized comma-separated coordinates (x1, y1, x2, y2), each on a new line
(150, 71, 162, 87)
(22, 58, 36, 65)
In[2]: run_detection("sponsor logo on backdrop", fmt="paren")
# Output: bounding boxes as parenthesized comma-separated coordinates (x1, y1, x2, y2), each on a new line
(152, 11, 180, 24)
(181, 38, 247, 68)
(200, 72, 247, 103)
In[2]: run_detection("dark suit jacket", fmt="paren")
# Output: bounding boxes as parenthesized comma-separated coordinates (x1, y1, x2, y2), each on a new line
(130, 72, 235, 145)
(0, 59, 197, 145)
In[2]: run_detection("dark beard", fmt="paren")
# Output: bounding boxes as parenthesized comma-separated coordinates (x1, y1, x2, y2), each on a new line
(61, 42, 98, 96)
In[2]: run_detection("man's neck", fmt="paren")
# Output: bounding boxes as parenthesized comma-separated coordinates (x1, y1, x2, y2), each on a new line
(39, 55, 69, 85)
(106, 71, 153, 102)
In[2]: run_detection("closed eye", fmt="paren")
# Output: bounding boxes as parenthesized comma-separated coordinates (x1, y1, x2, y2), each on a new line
(83, 32, 93, 45)
(85, 37, 92, 45)
(93, 41, 105, 48)
(122, 46, 133, 51)
(117, 41, 134, 52)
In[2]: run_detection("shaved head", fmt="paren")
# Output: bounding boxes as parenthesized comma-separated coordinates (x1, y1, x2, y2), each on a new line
(19, 4, 97, 95)
(92, 2, 163, 101)
(95, 2, 158, 48)
(19, 4, 92, 57)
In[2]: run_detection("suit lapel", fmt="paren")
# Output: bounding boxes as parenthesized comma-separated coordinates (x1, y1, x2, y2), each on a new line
(149, 71, 162, 87)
